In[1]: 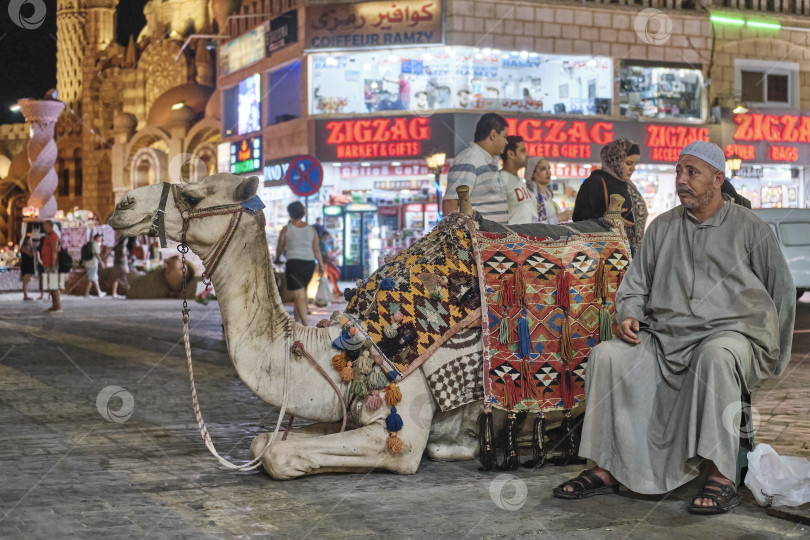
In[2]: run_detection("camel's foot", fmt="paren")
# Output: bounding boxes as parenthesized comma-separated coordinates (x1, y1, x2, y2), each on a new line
(426, 440, 478, 461)
(261, 442, 322, 480)
(249, 422, 343, 460)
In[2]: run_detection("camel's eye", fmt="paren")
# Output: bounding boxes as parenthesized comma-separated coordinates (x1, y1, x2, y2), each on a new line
(181, 193, 203, 207)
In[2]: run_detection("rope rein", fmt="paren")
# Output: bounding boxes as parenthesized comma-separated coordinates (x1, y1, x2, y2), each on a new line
(178, 201, 293, 471)
(172, 188, 348, 471)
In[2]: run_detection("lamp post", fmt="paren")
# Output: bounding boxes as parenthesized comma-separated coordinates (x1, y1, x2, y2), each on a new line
(726, 153, 742, 178)
(425, 152, 446, 217)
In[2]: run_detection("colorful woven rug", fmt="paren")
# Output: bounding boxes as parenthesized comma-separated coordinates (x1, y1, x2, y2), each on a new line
(345, 213, 481, 382)
(471, 225, 631, 413)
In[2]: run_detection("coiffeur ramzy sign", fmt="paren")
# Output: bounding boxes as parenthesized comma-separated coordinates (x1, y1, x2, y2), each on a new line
(307, 0, 442, 49)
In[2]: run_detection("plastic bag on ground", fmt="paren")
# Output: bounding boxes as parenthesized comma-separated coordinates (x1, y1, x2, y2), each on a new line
(745, 443, 810, 507)
(314, 275, 331, 307)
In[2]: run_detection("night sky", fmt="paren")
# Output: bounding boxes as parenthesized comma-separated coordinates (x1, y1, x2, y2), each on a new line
(0, 0, 147, 124)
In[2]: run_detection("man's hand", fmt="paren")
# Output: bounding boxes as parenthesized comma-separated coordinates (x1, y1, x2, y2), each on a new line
(616, 317, 641, 345)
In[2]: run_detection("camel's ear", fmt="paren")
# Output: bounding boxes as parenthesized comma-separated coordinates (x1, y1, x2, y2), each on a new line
(234, 176, 259, 202)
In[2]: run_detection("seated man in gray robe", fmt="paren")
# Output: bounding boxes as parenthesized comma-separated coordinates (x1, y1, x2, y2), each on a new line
(553, 141, 795, 514)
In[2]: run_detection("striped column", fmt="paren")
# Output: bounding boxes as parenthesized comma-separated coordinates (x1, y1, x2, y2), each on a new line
(18, 99, 66, 219)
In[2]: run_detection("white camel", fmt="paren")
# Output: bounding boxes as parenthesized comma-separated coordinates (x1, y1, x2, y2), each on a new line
(109, 173, 614, 479)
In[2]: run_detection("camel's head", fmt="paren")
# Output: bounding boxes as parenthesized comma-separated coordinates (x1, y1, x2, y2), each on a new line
(109, 173, 261, 250)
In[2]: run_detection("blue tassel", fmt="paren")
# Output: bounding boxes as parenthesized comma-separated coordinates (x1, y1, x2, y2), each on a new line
(387, 370, 399, 381)
(517, 317, 531, 357)
(380, 276, 395, 290)
(386, 407, 404, 432)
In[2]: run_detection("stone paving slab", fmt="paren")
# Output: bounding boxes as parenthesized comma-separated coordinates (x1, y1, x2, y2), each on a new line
(0, 293, 808, 538)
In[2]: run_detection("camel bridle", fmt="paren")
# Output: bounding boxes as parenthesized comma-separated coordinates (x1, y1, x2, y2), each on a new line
(150, 182, 348, 472)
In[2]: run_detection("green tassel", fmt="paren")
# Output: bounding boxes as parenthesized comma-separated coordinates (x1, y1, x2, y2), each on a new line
(366, 366, 388, 390)
(349, 378, 368, 398)
(599, 307, 613, 342)
(499, 316, 509, 344)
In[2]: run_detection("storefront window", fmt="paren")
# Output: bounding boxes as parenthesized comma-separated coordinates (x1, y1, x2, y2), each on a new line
(619, 61, 702, 120)
(267, 62, 301, 126)
(309, 46, 612, 116)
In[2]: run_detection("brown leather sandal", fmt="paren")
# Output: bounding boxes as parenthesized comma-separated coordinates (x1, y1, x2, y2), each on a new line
(552, 469, 620, 500)
(687, 480, 741, 515)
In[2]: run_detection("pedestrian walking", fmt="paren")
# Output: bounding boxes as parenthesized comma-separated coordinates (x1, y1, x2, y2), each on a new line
(275, 201, 325, 326)
(40, 220, 62, 312)
(19, 236, 36, 301)
(108, 235, 129, 299)
(83, 233, 106, 298)
(443, 113, 509, 223)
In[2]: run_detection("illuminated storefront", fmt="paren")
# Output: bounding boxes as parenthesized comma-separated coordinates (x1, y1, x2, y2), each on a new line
(717, 112, 809, 208)
(309, 46, 613, 117)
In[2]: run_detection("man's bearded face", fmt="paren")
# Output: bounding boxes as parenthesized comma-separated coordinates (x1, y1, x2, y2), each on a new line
(675, 155, 721, 211)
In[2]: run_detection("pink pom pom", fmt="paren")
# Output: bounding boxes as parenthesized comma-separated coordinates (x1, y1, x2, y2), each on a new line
(365, 389, 383, 411)
(393, 311, 404, 322)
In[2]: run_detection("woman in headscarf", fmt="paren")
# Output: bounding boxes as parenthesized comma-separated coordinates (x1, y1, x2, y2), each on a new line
(526, 157, 573, 225)
(572, 138, 648, 253)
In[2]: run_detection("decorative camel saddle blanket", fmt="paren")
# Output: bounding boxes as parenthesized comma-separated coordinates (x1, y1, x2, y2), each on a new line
(330, 212, 629, 455)
(474, 223, 631, 413)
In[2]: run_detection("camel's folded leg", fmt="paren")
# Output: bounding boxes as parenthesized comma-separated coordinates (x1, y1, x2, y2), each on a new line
(253, 375, 437, 479)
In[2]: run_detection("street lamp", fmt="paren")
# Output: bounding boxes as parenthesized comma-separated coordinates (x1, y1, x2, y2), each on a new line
(425, 152, 446, 216)
(726, 154, 742, 177)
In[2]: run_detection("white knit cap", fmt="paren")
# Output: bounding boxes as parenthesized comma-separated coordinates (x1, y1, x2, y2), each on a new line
(678, 141, 725, 172)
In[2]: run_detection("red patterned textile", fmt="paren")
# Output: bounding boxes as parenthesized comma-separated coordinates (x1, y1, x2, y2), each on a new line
(472, 226, 631, 412)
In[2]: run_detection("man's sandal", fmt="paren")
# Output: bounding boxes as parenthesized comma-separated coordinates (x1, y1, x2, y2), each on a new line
(687, 480, 741, 515)
(552, 469, 620, 500)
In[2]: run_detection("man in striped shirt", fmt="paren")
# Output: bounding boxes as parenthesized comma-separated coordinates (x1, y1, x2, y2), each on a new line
(443, 113, 509, 224)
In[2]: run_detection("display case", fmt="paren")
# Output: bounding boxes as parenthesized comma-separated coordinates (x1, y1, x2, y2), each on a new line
(619, 61, 702, 120)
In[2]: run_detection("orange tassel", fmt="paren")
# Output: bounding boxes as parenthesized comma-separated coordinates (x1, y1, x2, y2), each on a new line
(498, 281, 514, 306)
(386, 433, 404, 454)
(340, 361, 354, 382)
(332, 354, 347, 372)
(560, 312, 573, 363)
(503, 373, 521, 409)
(557, 270, 571, 310)
(385, 382, 402, 406)
(514, 267, 526, 307)
(520, 360, 539, 400)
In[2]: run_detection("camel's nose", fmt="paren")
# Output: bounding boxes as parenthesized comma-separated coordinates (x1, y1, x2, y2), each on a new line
(117, 194, 135, 210)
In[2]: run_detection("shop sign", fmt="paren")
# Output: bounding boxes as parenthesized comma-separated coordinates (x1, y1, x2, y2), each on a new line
(552, 163, 592, 179)
(723, 144, 756, 161)
(644, 125, 709, 162)
(340, 163, 445, 178)
(315, 114, 455, 160)
(263, 158, 292, 186)
(736, 166, 764, 178)
(505, 117, 614, 160)
(323, 205, 343, 216)
(220, 23, 268, 75)
(307, 0, 442, 50)
(733, 113, 810, 142)
(267, 10, 298, 54)
(378, 206, 400, 216)
(230, 136, 262, 174)
(374, 179, 431, 190)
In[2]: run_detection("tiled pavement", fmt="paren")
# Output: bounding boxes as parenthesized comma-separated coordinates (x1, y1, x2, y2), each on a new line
(0, 291, 808, 538)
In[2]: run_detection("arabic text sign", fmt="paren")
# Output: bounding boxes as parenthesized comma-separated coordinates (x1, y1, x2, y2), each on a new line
(307, 0, 442, 50)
